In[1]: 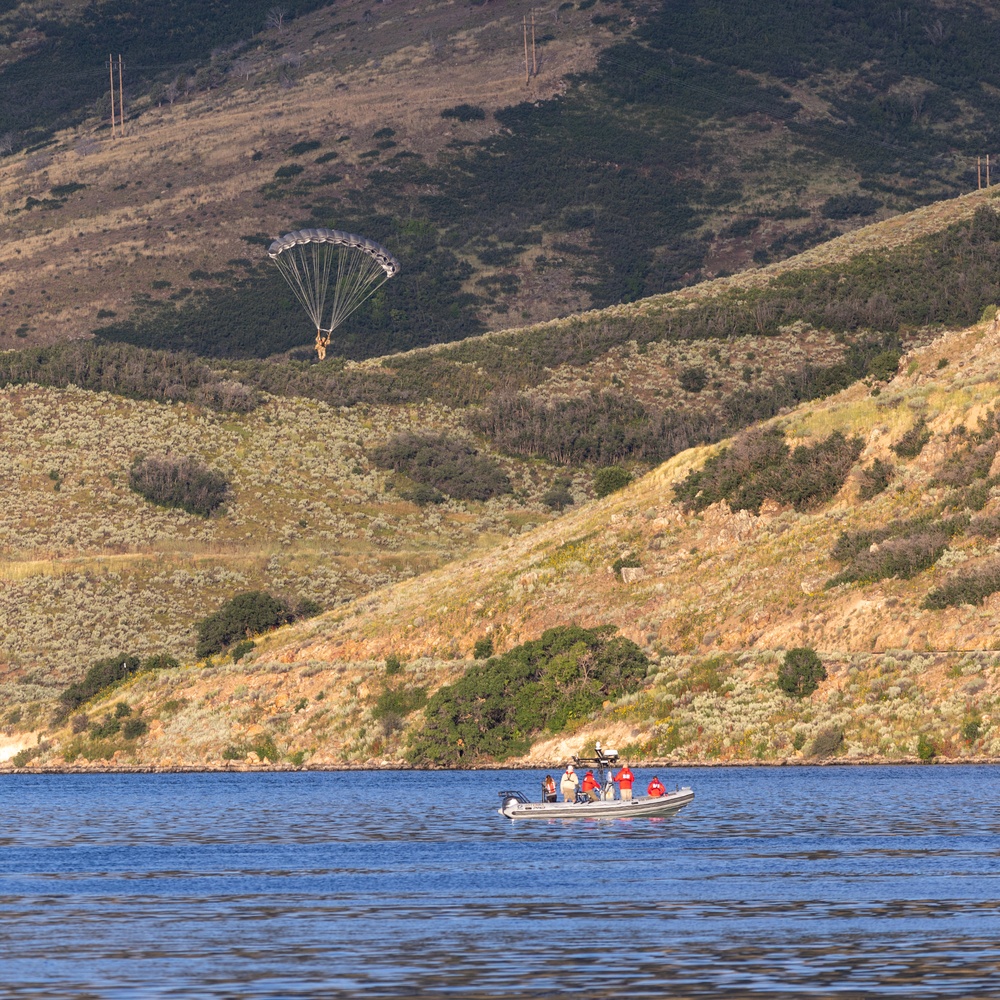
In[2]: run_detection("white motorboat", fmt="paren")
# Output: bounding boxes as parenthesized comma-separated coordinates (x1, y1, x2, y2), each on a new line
(498, 785, 694, 820)
(497, 743, 694, 820)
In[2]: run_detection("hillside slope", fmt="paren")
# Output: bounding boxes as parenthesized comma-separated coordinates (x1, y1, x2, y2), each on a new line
(7, 0, 1000, 359)
(10, 314, 1000, 769)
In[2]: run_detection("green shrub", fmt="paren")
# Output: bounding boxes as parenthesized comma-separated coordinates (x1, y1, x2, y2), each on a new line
(402, 483, 446, 505)
(594, 465, 633, 498)
(12, 748, 37, 768)
(792, 731, 806, 751)
(295, 598, 323, 619)
(828, 530, 948, 587)
(287, 750, 307, 766)
(408, 625, 648, 765)
(441, 104, 486, 122)
(916, 734, 936, 761)
(892, 417, 931, 458)
(820, 193, 881, 219)
(371, 432, 511, 501)
(59, 654, 141, 713)
(90, 715, 120, 738)
(473, 636, 494, 659)
(924, 558, 1000, 609)
(274, 163, 305, 178)
(962, 718, 982, 743)
(858, 458, 894, 500)
(5, 707, 22, 725)
(809, 726, 844, 757)
(678, 365, 708, 392)
(541, 484, 574, 510)
(675, 428, 862, 514)
(288, 139, 322, 155)
(231, 639, 256, 662)
(777, 647, 826, 698)
(251, 734, 279, 762)
(385, 654, 403, 676)
(113, 702, 132, 719)
(122, 717, 148, 740)
(143, 653, 179, 671)
(129, 455, 230, 517)
(195, 591, 293, 657)
(866, 349, 901, 382)
(611, 554, 642, 576)
(372, 685, 427, 720)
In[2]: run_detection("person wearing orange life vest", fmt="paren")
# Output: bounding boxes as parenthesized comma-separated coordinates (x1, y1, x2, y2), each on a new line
(613, 763, 636, 802)
(647, 776, 666, 798)
(542, 774, 557, 803)
(580, 769, 602, 802)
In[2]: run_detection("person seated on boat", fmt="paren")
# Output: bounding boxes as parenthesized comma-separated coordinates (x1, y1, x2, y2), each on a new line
(542, 774, 557, 803)
(580, 769, 601, 802)
(647, 776, 666, 798)
(560, 764, 580, 803)
(613, 763, 636, 802)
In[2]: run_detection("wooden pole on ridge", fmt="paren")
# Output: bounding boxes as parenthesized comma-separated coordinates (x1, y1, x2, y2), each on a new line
(979, 156, 982, 190)
(523, 15, 529, 84)
(118, 54, 125, 136)
(531, 10, 537, 77)
(109, 54, 117, 137)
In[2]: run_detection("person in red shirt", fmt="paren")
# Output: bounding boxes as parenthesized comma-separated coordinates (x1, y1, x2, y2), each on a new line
(580, 769, 601, 801)
(613, 764, 635, 802)
(647, 776, 666, 798)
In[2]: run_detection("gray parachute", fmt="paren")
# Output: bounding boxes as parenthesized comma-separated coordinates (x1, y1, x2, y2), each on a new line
(268, 228, 400, 359)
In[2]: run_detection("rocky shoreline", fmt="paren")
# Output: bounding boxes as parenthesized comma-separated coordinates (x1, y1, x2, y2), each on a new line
(3, 755, 998, 774)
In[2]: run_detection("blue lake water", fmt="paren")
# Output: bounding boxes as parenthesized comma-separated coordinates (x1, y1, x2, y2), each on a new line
(1, 765, 999, 998)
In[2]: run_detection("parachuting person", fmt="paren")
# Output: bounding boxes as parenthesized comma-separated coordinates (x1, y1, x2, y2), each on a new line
(268, 228, 399, 360)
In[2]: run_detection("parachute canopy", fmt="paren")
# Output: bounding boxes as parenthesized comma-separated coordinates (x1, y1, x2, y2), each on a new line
(268, 228, 400, 358)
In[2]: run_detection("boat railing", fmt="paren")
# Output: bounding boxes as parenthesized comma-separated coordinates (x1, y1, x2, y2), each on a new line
(497, 789, 530, 804)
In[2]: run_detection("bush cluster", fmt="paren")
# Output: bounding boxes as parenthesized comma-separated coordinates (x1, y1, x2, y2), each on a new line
(924, 558, 1000, 609)
(59, 654, 141, 714)
(891, 418, 931, 459)
(858, 458, 894, 500)
(674, 428, 862, 514)
(827, 531, 948, 587)
(777, 647, 826, 698)
(195, 591, 294, 658)
(407, 625, 648, 764)
(369, 432, 511, 501)
(128, 455, 230, 517)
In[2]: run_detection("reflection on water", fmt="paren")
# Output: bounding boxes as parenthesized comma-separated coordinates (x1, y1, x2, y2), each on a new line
(1, 766, 999, 997)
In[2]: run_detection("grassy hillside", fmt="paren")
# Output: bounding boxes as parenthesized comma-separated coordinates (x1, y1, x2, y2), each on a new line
(0, 384, 579, 710)
(9, 312, 1000, 769)
(5, 0, 1000, 359)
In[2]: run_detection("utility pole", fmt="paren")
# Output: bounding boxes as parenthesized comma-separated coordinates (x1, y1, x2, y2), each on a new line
(118, 54, 125, 135)
(523, 15, 529, 84)
(978, 156, 982, 190)
(109, 54, 117, 137)
(531, 10, 537, 77)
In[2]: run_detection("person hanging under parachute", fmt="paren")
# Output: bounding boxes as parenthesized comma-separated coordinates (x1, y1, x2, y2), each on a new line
(267, 228, 400, 360)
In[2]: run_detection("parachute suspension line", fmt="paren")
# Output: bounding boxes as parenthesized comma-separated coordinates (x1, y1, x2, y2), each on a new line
(325, 242, 389, 334)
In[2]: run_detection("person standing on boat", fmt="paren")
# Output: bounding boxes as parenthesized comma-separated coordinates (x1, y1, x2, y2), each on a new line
(542, 774, 557, 803)
(603, 770, 615, 800)
(647, 776, 666, 798)
(560, 764, 580, 803)
(613, 763, 636, 802)
(580, 769, 601, 801)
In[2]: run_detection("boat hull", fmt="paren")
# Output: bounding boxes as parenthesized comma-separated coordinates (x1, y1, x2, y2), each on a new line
(499, 787, 694, 820)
